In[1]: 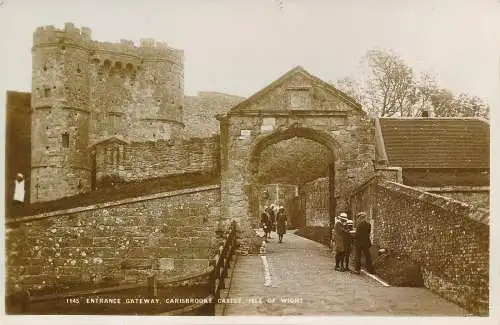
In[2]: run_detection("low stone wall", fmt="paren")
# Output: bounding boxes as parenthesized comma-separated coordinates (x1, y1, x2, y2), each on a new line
(6, 185, 221, 295)
(350, 179, 489, 315)
(415, 186, 489, 210)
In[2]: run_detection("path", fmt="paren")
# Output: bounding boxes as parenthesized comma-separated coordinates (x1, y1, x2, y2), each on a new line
(220, 231, 469, 316)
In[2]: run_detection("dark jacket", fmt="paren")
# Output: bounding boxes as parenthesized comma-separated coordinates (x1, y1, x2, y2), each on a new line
(261, 212, 270, 231)
(355, 220, 371, 247)
(342, 226, 354, 252)
(333, 221, 345, 252)
(276, 211, 287, 235)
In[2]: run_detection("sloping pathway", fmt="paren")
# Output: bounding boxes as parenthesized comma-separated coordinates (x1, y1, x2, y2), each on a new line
(220, 232, 469, 316)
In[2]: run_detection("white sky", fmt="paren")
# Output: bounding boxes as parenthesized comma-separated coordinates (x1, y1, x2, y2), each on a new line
(0, 2, 500, 324)
(0, 0, 499, 109)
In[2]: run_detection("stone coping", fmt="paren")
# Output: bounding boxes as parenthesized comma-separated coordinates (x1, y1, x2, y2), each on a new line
(415, 186, 490, 192)
(6, 185, 220, 225)
(379, 181, 489, 226)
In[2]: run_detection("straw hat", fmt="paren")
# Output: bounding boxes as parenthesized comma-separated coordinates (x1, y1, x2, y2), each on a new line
(357, 212, 367, 218)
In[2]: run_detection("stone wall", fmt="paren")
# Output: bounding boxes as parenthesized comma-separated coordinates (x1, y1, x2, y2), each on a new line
(415, 186, 489, 210)
(350, 179, 489, 315)
(301, 177, 329, 227)
(95, 136, 219, 185)
(375, 166, 402, 183)
(183, 92, 245, 138)
(5, 185, 221, 295)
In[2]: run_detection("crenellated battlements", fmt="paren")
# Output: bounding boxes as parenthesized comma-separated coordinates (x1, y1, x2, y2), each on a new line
(91, 38, 183, 65)
(33, 22, 92, 46)
(33, 23, 184, 64)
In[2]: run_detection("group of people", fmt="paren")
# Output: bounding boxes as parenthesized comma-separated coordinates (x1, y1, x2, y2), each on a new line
(331, 211, 374, 274)
(260, 204, 287, 243)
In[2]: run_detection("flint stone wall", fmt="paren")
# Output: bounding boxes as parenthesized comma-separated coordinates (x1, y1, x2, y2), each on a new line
(350, 179, 489, 315)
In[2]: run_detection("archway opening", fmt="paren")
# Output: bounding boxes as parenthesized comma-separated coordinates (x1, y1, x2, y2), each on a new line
(248, 128, 338, 230)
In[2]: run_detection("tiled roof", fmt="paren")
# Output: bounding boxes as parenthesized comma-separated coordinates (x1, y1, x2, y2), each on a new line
(379, 118, 490, 169)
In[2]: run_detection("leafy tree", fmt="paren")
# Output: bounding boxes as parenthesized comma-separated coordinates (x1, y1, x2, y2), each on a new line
(431, 90, 490, 119)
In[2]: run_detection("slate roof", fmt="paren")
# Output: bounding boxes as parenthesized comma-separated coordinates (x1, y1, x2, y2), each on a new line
(378, 118, 490, 169)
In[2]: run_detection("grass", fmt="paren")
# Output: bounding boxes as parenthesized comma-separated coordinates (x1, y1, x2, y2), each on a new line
(7, 170, 219, 218)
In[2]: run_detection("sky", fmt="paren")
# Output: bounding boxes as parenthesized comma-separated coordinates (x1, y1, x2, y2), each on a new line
(0, 0, 499, 110)
(0, 2, 499, 323)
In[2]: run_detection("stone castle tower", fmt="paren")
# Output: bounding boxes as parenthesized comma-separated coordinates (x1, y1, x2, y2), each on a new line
(30, 23, 184, 202)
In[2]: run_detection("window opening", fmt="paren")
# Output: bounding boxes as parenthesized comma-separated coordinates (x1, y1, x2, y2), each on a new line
(62, 132, 69, 148)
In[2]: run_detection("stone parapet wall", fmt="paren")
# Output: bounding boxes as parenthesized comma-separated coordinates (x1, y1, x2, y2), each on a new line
(415, 186, 489, 210)
(6, 185, 221, 295)
(95, 136, 219, 185)
(350, 179, 489, 315)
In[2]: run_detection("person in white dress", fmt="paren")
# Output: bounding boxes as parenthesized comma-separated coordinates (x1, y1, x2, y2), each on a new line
(13, 173, 25, 205)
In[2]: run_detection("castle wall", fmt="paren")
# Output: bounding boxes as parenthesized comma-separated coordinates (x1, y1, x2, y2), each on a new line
(30, 23, 185, 202)
(6, 185, 220, 294)
(88, 52, 184, 144)
(94, 136, 219, 186)
(31, 26, 92, 201)
(183, 92, 244, 138)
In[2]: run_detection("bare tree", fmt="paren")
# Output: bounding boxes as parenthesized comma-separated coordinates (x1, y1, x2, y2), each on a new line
(363, 49, 416, 117)
(333, 77, 364, 105)
(333, 48, 490, 120)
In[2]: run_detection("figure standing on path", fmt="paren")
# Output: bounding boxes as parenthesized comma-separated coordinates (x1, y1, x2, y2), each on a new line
(261, 207, 271, 241)
(353, 212, 374, 274)
(13, 173, 25, 205)
(269, 204, 277, 236)
(334, 212, 347, 271)
(276, 206, 287, 243)
(342, 219, 354, 271)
